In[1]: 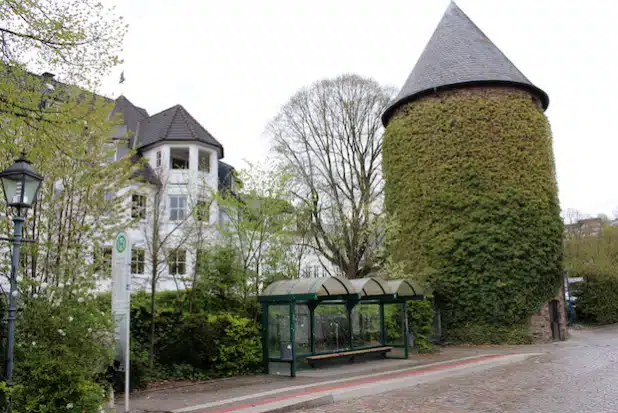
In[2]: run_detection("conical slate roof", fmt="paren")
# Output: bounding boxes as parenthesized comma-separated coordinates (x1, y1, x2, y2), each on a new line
(135, 104, 224, 158)
(382, 2, 549, 125)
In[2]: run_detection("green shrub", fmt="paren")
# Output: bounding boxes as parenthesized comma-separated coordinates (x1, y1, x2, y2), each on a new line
(572, 272, 618, 325)
(4, 295, 113, 412)
(383, 87, 563, 343)
(120, 292, 263, 390)
(208, 314, 262, 376)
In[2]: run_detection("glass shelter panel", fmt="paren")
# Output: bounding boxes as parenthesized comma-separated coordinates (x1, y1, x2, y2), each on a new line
(295, 304, 311, 355)
(385, 303, 404, 345)
(351, 303, 381, 348)
(268, 305, 290, 359)
(314, 304, 350, 353)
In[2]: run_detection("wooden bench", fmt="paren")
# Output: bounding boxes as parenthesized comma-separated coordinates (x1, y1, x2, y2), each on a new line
(306, 346, 393, 368)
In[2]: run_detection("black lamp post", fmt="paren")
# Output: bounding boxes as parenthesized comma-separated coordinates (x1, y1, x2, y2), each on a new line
(0, 151, 42, 411)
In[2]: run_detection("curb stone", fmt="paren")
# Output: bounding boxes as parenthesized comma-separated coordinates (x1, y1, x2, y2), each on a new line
(263, 394, 334, 413)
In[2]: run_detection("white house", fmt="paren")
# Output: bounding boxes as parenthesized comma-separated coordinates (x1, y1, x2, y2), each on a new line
(105, 96, 236, 291)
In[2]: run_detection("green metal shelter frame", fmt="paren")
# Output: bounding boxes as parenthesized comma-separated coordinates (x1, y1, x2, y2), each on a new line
(258, 276, 426, 377)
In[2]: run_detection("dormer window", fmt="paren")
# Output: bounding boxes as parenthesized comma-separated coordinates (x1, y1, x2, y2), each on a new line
(198, 150, 211, 173)
(170, 148, 189, 170)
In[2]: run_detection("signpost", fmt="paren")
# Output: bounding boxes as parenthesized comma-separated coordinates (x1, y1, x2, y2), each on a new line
(112, 231, 131, 413)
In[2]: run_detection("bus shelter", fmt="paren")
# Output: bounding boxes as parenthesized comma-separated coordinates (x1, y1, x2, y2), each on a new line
(258, 276, 426, 377)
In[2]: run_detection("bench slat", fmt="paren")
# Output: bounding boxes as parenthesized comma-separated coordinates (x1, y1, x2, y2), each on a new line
(307, 346, 392, 361)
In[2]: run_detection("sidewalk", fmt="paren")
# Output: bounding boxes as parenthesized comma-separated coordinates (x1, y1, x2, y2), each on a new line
(128, 344, 550, 413)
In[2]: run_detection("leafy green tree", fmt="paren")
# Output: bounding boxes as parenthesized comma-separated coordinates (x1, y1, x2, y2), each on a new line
(0, 0, 126, 93)
(565, 224, 618, 324)
(0, 0, 129, 409)
(217, 162, 304, 297)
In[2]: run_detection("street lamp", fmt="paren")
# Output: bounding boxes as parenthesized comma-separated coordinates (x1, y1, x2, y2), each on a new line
(0, 151, 42, 410)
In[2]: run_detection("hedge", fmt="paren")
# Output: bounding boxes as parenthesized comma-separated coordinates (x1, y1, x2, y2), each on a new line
(383, 87, 564, 343)
(101, 290, 262, 391)
(571, 272, 618, 325)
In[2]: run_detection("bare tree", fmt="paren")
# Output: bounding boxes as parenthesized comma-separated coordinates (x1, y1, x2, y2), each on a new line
(268, 74, 395, 279)
(564, 208, 590, 225)
(135, 172, 197, 367)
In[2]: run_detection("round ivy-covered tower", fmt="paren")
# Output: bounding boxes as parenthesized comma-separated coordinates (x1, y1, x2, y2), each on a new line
(382, 2, 565, 343)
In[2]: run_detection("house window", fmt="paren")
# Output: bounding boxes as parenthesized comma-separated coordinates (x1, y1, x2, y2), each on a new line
(198, 150, 211, 172)
(168, 249, 186, 275)
(131, 194, 146, 220)
(195, 200, 209, 222)
(170, 148, 190, 169)
(156, 150, 162, 168)
(131, 249, 145, 274)
(169, 195, 187, 221)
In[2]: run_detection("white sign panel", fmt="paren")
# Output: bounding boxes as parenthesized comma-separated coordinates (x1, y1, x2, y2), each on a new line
(111, 231, 131, 371)
(568, 277, 584, 284)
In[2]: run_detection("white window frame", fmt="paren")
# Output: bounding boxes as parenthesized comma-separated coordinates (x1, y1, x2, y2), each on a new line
(131, 249, 145, 274)
(156, 150, 162, 168)
(168, 249, 186, 275)
(131, 194, 147, 220)
(169, 195, 187, 221)
(170, 147, 190, 170)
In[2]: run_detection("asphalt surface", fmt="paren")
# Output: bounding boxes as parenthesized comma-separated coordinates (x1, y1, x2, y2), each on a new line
(300, 326, 618, 413)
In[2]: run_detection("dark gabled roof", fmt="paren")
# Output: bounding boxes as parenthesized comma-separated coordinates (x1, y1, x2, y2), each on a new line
(111, 95, 148, 133)
(218, 161, 236, 193)
(130, 153, 161, 187)
(134, 104, 224, 158)
(382, 1, 549, 125)
(110, 95, 149, 147)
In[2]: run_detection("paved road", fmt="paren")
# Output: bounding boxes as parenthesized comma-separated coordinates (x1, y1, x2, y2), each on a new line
(301, 326, 618, 413)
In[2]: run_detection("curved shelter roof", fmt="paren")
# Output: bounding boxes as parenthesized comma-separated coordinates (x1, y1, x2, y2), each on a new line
(350, 277, 390, 297)
(382, 2, 549, 125)
(260, 276, 357, 301)
(387, 279, 425, 298)
(259, 277, 427, 303)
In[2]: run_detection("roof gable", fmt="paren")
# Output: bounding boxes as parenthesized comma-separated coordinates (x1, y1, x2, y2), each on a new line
(110, 95, 149, 146)
(382, 2, 549, 125)
(135, 104, 224, 158)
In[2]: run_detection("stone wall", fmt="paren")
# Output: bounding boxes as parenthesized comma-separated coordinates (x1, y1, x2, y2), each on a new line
(530, 285, 568, 342)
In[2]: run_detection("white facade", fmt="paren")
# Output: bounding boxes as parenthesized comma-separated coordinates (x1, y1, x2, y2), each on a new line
(103, 99, 233, 292)
(104, 97, 333, 293)
(126, 142, 223, 291)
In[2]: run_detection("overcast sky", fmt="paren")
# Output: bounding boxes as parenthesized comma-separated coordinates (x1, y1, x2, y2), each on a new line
(101, 0, 618, 218)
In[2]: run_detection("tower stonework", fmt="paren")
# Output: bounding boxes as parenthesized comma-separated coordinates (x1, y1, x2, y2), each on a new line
(382, 2, 566, 343)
